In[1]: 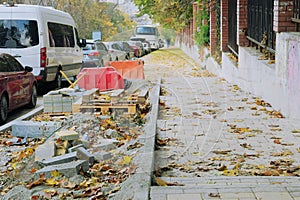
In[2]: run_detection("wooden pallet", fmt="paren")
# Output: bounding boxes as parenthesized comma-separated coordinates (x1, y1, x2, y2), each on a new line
(73, 103, 137, 114)
(72, 87, 148, 114)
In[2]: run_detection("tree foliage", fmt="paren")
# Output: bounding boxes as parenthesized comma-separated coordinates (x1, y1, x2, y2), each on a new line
(0, 0, 136, 40)
(134, 0, 194, 31)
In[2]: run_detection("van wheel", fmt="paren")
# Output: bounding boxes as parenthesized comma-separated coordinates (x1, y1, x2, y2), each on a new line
(27, 85, 37, 108)
(0, 95, 8, 124)
(56, 73, 62, 89)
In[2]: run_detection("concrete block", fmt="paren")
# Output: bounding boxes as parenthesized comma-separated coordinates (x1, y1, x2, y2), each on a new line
(92, 139, 119, 151)
(80, 139, 91, 149)
(76, 147, 95, 164)
(55, 130, 80, 141)
(40, 152, 77, 166)
(35, 141, 56, 162)
(68, 144, 84, 152)
(11, 121, 61, 138)
(93, 151, 113, 161)
(35, 160, 89, 179)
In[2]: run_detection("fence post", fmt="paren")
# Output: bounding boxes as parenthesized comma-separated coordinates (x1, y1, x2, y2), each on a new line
(221, 0, 229, 52)
(237, 0, 249, 47)
(274, 0, 296, 32)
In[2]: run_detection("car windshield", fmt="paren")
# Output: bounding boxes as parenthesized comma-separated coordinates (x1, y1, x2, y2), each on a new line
(0, 20, 39, 48)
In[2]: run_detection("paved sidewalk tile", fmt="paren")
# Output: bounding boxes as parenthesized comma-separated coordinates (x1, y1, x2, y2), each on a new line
(167, 194, 202, 200)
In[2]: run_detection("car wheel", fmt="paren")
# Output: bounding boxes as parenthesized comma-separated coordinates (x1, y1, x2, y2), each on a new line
(27, 84, 37, 108)
(0, 95, 8, 124)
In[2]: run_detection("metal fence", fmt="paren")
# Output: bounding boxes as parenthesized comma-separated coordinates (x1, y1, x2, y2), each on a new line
(228, 0, 238, 56)
(247, 0, 275, 52)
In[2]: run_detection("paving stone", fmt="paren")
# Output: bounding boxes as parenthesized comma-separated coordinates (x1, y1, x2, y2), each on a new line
(34, 140, 56, 162)
(40, 152, 77, 166)
(11, 121, 61, 138)
(68, 144, 84, 152)
(55, 130, 80, 141)
(254, 192, 294, 200)
(93, 151, 113, 161)
(76, 147, 95, 164)
(2, 185, 31, 200)
(92, 139, 119, 151)
(35, 160, 89, 178)
(167, 193, 202, 200)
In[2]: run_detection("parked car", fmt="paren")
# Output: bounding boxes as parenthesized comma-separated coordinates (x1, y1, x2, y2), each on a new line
(117, 41, 135, 59)
(0, 4, 86, 89)
(0, 53, 37, 123)
(103, 42, 127, 61)
(130, 37, 151, 54)
(82, 40, 110, 67)
(158, 38, 165, 48)
(127, 41, 143, 58)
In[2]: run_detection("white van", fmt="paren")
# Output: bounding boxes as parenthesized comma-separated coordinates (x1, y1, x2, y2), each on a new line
(0, 3, 86, 88)
(134, 25, 160, 50)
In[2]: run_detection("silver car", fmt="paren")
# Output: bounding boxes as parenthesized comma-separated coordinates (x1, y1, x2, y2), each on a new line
(82, 40, 111, 67)
(103, 42, 127, 61)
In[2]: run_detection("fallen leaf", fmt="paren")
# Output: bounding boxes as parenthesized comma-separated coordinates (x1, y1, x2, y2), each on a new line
(212, 150, 231, 155)
(218, 165, 227, 171)
(154, 177, 168, 186)
(209, 193, 221, 197)
(274, 139, 281, 144)
(45, 177, 59, 186)
(119, 156, 132, 165)
(26, 174, 45, 189)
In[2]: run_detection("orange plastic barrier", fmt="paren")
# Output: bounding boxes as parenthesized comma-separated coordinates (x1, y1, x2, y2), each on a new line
(109, 60, 145, 80)
(76, 67, 124, 91)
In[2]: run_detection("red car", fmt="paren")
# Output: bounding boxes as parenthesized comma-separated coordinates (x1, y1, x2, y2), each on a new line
(0, 53, 37, 124)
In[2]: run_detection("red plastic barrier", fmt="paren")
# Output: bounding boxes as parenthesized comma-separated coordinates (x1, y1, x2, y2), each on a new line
(109, 60, 145, 80)
(77, 67, 124, 91)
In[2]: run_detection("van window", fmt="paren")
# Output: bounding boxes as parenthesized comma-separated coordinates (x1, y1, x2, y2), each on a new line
(0, 20, 39, 48)
(48, 22, 75, 47)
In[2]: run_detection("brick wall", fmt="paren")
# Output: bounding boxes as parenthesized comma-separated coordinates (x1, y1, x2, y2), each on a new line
(237, 0, 249, 46)
(210, 0, 218, 55)
(221, 0, 229, 51)
(274, 0, 296, 32)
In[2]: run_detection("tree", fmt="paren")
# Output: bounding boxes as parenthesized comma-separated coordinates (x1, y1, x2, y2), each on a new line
(134, 0, 194, 31)
(1, 0, 136, 40)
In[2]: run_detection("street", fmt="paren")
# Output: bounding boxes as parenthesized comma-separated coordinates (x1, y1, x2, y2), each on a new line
(1, 47, 300, 200)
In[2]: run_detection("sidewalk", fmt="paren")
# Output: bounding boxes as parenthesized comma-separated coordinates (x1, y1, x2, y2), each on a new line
(143, 48, 300, 200)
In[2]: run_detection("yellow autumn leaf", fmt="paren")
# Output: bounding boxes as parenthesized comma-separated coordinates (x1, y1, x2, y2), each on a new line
(119, 156, 132, 165)
(223, 169, 237, 176)
(45, 177, 59, 186)
(50, 170, 61, 178)
(155, 177, 168, 186)
(11, 162, 18, 169)
(25, 147, 34, 155)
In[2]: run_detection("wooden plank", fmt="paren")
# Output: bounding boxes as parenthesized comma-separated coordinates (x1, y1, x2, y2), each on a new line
(138, 87, 149, 103)
(110, 89, 125, 103)
(75, 104, 137, 114)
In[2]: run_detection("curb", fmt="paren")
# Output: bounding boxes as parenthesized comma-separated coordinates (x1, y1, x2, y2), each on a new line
(110, 77, 161, 200)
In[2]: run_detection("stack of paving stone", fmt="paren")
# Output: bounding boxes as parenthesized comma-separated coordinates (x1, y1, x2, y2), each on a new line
(43, 88, 84, 113)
